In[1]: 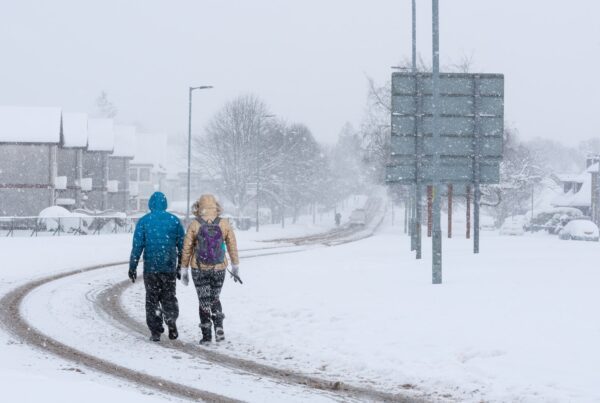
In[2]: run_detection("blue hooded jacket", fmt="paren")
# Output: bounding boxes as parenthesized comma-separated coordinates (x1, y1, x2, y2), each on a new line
(129, 192, 185, 273)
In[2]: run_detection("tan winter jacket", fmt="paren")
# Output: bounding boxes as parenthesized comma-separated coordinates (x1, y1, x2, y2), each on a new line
(181, 194, 239, 270)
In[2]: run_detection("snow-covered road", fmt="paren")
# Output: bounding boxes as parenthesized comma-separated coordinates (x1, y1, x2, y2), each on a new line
(2, 210, 600, 402)
(19, 264, 347, 402)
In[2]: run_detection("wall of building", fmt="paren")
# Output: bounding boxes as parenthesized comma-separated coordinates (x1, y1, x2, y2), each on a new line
(108, 157, 130, 212)
(0, 188, 54, 216)
(56, 148, 83, 207)
(83, 151, 108, 211)
(0, 144, 55, 216)
(129, 164, 154, 212)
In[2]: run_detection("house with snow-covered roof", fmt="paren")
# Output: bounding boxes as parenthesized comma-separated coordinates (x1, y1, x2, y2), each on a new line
(129, 132, 169, 212)
(56, 112, 88, 209)
(552, 172, 590, 215)
(552, 156, 600, 220)
(584, 155, 600, 226)
(82, 118, 114, 211)
(108, 124, 136, 212)
(0, 106, 62, 216)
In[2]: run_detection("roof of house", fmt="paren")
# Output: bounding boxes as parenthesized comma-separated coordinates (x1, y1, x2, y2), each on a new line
(0, 106, 62, 144)
(61, 112, 88, 148)
(555, 173, 585, 184)
(586, 162, 599, 173)
(131, 132, 168, 171)
(111, 124, 136, 158)
(552, 172, 591, 208)
(87, 118, 114, 152)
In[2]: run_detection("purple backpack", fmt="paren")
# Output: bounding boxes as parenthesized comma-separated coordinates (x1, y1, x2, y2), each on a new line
(196, 217, 226, 265)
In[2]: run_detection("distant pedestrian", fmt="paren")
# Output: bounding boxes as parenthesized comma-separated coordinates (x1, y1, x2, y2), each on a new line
(335, 212, 341, 227)
(129, 192, 185, 342)
(180, 194, 240, 345)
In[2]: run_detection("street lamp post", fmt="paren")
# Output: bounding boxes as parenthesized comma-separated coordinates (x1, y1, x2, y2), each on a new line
(255, 114, 275, 232)
(186, 85, 213, 223)
(281, 180, 285, 229)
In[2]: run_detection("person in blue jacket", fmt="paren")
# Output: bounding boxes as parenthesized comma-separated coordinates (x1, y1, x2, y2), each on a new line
(129, 192, 185, 342)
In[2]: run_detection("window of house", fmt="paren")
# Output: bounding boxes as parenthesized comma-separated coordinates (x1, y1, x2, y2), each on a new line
(139, 168, 151, 182)
(129, 168, 138, 181)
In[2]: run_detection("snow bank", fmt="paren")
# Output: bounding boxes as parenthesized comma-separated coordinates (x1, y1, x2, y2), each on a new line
(38, 206, 93, 232)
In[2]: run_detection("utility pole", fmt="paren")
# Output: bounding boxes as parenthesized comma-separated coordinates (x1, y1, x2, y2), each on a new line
(281, 181, 285, 229)
(431, 0, 442, 284)
(186, 85, 213, 223)
(412, 0, 423, 259)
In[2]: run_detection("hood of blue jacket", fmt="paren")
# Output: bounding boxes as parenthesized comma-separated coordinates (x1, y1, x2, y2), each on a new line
(148, 192, 168, 212)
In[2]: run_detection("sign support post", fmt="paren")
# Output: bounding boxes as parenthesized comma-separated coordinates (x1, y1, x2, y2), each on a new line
(448, 184, 453, 238)
(431, 0, 442, 284)
(466, 185, 471, 239)
(473, 76, 482, 254)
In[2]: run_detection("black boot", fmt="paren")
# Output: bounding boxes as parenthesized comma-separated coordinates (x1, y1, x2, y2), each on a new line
(215, 326, 225, 342)
(150, 333, 161, 342)
(168, 323, 178, 340)
(213, 313, 225, 342)
(199, 323, 212, 344)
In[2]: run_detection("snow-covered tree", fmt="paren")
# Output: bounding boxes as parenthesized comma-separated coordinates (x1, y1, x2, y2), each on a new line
(330, 123, 366, 201)
(194, 94, 267, 213)
(94, 91, 118, 118)
(482, 126, 543, 224)
(195, 94, 328, 220)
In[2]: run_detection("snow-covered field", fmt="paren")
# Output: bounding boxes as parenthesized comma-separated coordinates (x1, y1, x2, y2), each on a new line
(1, 208, 599, 402)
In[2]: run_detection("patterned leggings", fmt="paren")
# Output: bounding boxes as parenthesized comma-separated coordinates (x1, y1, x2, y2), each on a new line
(192, 269, 226, 329)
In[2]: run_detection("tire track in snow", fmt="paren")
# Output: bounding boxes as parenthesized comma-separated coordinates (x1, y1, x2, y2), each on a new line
(0, 203, 422, 402)
(97, 272, 416, 402)
(0, 263, 239, 403)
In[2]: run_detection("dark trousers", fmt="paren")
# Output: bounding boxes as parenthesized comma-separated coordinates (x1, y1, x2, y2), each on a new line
(192, 269, 226, 329)
(144, 272, 179, 335)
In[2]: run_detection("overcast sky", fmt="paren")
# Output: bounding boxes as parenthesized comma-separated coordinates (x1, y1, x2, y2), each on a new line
(1, 0, 599, 146)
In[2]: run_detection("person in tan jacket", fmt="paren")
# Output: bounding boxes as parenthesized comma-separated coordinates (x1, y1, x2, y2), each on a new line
(180, 194, 240, 344)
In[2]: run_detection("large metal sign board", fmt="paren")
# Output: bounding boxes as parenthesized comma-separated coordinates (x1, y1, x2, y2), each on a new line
(386, 72, 504, 185)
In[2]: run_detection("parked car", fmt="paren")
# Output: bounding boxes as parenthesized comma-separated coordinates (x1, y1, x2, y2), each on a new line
(528, 207, 583, 233)
(349, 208, 366, 226)
(558, 218, 599, 241)
(479, 215, 496, 231)
(500, 216, 526, 236)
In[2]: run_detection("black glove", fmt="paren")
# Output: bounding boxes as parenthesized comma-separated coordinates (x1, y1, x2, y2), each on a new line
(176, 266, 182, 280)
(128, 268, 137, 283)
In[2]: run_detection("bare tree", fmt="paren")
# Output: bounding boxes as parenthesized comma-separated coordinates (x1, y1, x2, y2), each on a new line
(195, 94, 328, 220)
(194, 94, 268, 213)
